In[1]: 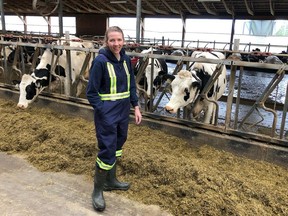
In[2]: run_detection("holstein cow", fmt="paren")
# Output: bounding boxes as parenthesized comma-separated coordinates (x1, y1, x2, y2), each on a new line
(164, 51, 227, 124)
(134, 47, 168, 99)
(17, 38, 94, 109)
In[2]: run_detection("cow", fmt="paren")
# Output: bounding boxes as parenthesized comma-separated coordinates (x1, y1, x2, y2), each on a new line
(134, 47, 168, 100)
(16, 37, 94, 109)
(262, 55, 283, 64)
(164, 51, 227, 124)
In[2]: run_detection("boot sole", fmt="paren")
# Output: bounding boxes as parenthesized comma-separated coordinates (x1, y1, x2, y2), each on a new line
(104, 185, 130, 191)
(92, 203, 105, 212)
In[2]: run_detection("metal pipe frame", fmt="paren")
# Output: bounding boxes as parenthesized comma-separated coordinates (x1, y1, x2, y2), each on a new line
(0, 39, 287, 144)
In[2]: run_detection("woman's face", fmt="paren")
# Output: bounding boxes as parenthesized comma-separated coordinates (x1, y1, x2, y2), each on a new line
(106, 31, 124, 56)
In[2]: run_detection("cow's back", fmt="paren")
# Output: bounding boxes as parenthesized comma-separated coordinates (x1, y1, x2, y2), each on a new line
(192, 52, 227, 100)
(191, 52, 227, 118)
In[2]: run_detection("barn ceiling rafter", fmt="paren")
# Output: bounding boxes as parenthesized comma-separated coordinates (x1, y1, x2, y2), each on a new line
(2, 0, 288, 19)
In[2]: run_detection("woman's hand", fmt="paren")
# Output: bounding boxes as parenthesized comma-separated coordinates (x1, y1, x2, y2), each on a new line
(134, 106, 142, 125)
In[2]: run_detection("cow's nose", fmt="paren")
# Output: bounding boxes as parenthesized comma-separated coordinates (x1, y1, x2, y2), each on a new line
(165, 106, 174, 113)
(17, 103, 27, 109)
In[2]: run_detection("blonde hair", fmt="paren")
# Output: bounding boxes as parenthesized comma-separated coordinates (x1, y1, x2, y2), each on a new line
(103, 26, 124, 47)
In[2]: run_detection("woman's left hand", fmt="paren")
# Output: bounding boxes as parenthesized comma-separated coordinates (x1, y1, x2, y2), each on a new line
(134, 106, 142, 125)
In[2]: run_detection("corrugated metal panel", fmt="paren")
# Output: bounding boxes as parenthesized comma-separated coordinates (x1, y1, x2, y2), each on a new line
(2, 0, 288, 19)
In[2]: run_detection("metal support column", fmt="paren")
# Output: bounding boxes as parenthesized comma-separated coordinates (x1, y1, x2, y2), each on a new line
(136, 0, 141, 43)
(0, 0, 6, 33)
(225, 39, 240, 130)
(58, 0, 63, 36)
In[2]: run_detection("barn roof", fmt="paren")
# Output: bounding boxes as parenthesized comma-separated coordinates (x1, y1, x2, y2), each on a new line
(4, 0, 288, 20)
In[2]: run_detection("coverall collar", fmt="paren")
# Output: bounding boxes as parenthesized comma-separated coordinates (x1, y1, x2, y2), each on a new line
(99, 47, 125, 63)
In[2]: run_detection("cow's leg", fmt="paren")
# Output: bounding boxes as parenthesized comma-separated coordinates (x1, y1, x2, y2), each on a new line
(64, 76, 70, 96)
(76, 81, 84, 97)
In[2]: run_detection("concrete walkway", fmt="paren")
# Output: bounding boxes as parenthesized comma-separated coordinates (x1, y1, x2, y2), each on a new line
(0, 152, 172, 216)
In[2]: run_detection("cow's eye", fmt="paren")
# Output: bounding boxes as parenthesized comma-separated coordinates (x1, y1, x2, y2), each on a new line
(25, 83, 37, 100)
(192, 81, 201, 88)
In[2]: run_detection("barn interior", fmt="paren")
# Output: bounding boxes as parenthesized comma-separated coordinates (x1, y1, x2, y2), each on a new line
(0, 2, 288, 215)
(0, 0, 287, 159)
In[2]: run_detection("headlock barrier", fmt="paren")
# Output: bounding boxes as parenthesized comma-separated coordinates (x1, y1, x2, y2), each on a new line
(0, 34, 287, 168)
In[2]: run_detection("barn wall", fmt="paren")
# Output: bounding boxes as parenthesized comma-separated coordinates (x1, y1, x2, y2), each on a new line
(75, 14, 107, 37)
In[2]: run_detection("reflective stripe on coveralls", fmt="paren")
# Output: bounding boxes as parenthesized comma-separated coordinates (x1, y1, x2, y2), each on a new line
(96, 150, 123, 170)
(99, 60, 130, 101)
(97, 61, 130, 170)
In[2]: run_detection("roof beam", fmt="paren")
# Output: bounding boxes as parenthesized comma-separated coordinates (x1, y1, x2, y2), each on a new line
(63, 2, 83, 13)
(201, 2, 218, 16)
(97, 1, 126, 14)
(127, 0, 154, 15)
(222, 0, 234, 16)
(179, 0, 201, 15)
(142, 0, 169, 15)
(82, 0, 107, 13)
(116, 4, 135, 14)
(244, 0, 254, 16)
(69, 0, 93, 12)
(269, 0, 275, 16)
(160, 0, 179, 14)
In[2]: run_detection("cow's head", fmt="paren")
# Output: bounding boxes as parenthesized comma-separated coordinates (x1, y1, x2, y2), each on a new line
(144, 58, 168, 98)
(165, 70, 202, 113)
(17, 73, 48, 109)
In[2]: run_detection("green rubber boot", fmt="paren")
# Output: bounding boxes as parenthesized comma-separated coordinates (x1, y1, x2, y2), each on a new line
(92, 166, 108, 212)
(104, 161, 130, 191)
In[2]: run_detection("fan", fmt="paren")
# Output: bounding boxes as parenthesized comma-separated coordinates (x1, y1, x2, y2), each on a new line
(32, 0, 60, 16)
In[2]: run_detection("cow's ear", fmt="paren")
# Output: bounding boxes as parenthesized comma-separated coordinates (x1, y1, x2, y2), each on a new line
(12, 80, 20, 85)
(158, 70, 166, 76)
(162, 74, 175, 83)
(53, 48, 63, 56)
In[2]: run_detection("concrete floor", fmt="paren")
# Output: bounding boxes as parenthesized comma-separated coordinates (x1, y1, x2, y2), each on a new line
(0, 152, 172, 216)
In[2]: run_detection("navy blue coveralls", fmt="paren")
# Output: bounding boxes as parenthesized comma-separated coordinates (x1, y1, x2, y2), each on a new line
(86, 47, 139, 170)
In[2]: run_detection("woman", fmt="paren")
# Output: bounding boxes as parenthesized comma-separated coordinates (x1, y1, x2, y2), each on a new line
(86, 26, 142, 212)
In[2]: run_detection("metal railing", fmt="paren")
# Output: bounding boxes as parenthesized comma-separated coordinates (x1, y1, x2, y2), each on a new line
(0, 36, 287, 147)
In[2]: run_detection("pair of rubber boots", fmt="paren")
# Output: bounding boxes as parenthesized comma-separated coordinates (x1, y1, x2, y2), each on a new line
(92, 162, 130, 212)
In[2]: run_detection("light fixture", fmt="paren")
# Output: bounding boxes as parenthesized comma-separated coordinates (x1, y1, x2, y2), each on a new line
(110, 0, 127, 3)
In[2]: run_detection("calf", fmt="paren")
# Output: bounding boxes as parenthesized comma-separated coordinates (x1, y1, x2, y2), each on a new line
(17, 38, 93, 109)
(164, 51, 227, 124)
(17, 48, 65, 109)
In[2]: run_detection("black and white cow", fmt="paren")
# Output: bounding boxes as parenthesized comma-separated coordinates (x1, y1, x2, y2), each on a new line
(164, 51, 227, 124)
(134, 47, 168, 99)
(17, 38, 93, 109)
